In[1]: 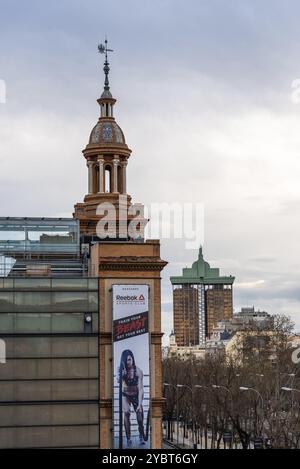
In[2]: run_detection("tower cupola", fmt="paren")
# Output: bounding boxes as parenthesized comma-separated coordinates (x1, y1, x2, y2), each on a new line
(73, 39, 148, 240)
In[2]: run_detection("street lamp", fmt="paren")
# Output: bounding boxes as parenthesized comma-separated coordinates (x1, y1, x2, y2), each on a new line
(177, 384, 196, 449)
(211, 384, 234, 448)
(194, 385, 210, 449)
(281, 386, 300, 407)
(280, 373, 296, 389)
(281, 386, 300, 394)
(239, 386, 264, 408)
(212, 384, 234, 413)
(281, 387, 300, 447)
(163, 383, 179, 444)
(239, 386, 264, 443)
(280, 374, 297, 406)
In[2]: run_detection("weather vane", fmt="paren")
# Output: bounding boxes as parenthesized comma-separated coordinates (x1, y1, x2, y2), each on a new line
(98, 38, 114, 92)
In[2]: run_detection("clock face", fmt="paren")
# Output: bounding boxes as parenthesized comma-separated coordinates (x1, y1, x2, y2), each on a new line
(102, 123, 113, 142)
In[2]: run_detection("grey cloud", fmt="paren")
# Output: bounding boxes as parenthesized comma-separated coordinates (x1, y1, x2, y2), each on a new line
(1, 0, 300, 340)
(248, 258, 276, 263)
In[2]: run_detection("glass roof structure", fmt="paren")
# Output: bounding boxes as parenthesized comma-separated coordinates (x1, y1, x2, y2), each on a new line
(0, 218, 79, 255)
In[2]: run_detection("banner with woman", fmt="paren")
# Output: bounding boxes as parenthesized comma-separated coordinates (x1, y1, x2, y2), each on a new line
(112, 284, 151, 449)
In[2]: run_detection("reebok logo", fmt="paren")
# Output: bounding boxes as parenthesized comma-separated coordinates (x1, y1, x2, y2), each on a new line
(116, 295, 138, 301)
(116, 294, 145, 302)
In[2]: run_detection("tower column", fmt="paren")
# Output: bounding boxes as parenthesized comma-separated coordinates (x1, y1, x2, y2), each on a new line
(113, 156, 120, 193)
(87, 160, 93, 194)
(98, 156, 105, 193)
(122, 160, 127, 194)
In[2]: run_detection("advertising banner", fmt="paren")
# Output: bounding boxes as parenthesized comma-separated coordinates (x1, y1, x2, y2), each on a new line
(112, 284, 151, 449)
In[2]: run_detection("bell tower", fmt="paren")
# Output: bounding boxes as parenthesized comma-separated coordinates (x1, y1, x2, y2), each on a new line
(74, 41, 167, 449)
(74, 39, 146, 240)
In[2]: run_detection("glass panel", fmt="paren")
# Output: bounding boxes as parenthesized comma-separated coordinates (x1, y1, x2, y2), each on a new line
(4, 278, 14, 288)
(0, 278, 14, 289)
(0, 403, 99, 426)
(92, 313, 98, 332)
(0, 313, 14, 331)
(0, 218, 79, 255)
(49, 337, 98, 357)
(0, 379, 98, 402)
(16, 313, 51, 333)
(88, 292, 98, 311)
(0, 313, 93, 334)
(88, 279, 98, 290)
(52, 313, 83, 332)
(4, 337, 98, 358)
(14, 292, 51, 312)
(14, 278, 51, 289)
(0, 425, 99, 448)
(51, 278, 88, 290)
(51, 292, 88, 312)
(0, 358, 98, 380)
(0, 292, 14, 312)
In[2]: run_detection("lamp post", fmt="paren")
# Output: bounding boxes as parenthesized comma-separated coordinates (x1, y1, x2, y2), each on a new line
(281, 375, 296, 409)
(281, 386, 300, 394)
(239, 386, 264, 409)
(281, 386, 300, 413)
(279, 373, 296, 400)
(163, 383, 179, 444)
(281, 385, 300, 405)
(280, 374, 296, 393)
(281, 388, 300, 448)
(211, 385, 234, 449)
(177, 384, 196, 449)
(239, 386, 264, 445)
(194, 385, 210, 449)
(211, 384, 234, 411)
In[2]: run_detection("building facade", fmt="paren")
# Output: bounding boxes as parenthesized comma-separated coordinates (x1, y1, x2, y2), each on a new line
(0, 276, 99, 448)
(0, 43, 166, 449)
(170, 247, 234, 346)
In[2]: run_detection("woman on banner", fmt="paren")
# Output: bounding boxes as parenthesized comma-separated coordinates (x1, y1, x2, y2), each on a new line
(119, 349, 146, 447)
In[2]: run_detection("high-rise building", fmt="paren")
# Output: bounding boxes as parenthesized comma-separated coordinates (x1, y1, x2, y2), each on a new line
(170, 247, 234, 345)
(0, 42, 166, 449)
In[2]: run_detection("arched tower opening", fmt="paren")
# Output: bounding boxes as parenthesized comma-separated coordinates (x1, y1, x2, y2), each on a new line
(105, 165, 112, 193)
(117, 165, 123, 194)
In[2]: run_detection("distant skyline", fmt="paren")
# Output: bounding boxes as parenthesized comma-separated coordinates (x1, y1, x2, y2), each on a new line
(1, 0, 300, 338)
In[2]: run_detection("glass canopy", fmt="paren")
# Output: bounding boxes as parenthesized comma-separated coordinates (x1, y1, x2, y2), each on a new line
(0, 218, 79, 255)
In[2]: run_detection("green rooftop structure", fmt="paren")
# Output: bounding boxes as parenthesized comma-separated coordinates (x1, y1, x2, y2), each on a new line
(171, 247, 234, 285)
(170, 248, 235, 346)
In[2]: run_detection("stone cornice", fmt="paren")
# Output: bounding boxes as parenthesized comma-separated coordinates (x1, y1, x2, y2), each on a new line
(151, 398, 166, 407)
(99, 256, 167, 271)
(99, 332, 112, 344)
(151, 332, 164, 344)
(100, 398, 112, 408)
(83, 145, 131, 158)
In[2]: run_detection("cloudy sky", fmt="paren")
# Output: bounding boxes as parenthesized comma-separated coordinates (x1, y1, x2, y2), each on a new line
(1, 0, 300, 338)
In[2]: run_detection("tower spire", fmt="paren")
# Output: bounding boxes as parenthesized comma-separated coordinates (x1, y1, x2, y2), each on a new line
(98, 38, 114, 94)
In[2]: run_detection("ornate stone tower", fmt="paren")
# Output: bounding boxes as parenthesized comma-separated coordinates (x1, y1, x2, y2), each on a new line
(74, 40, 146, 240)
(74, 41, 167, 449)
